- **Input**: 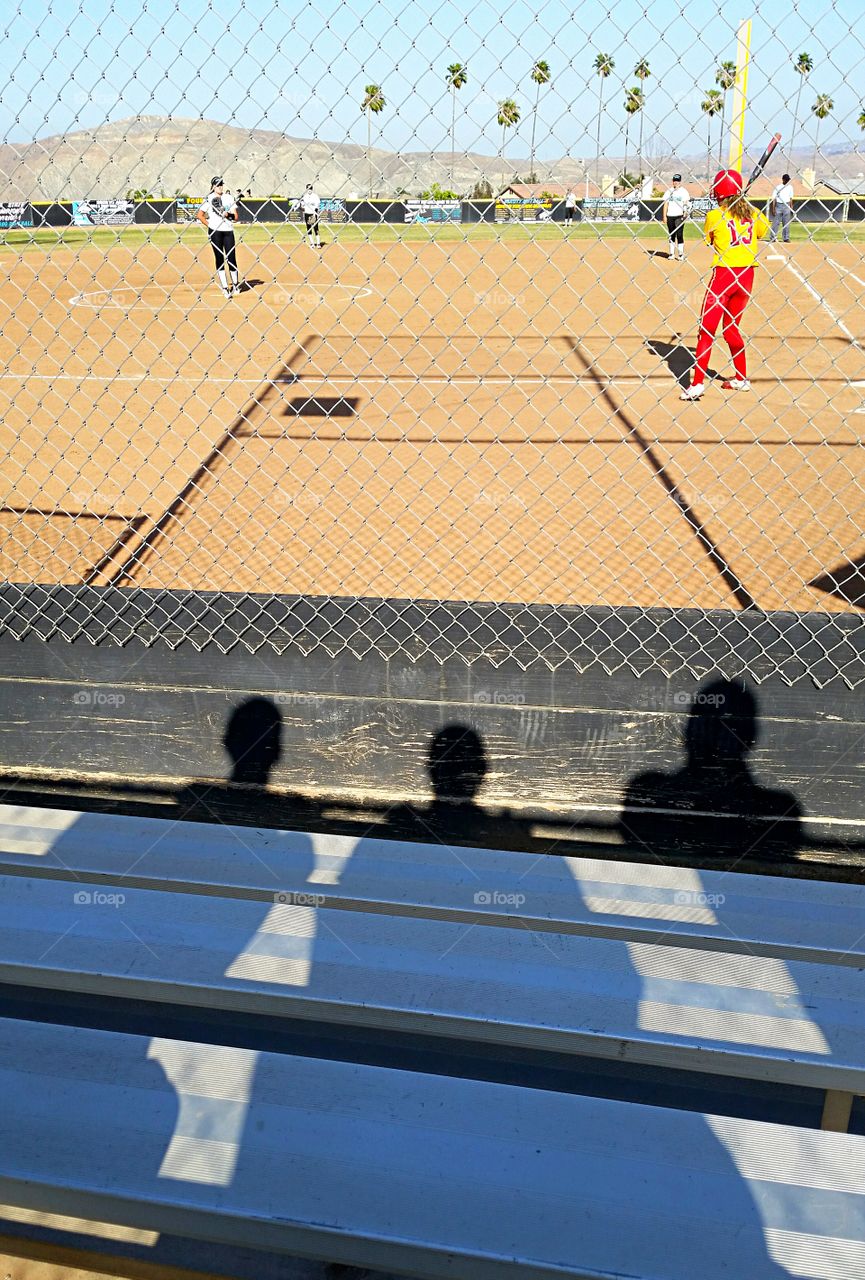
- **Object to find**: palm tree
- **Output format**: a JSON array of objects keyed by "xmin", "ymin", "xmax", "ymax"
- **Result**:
[
  {"xmin": 446, "ymin": 63, "xmax": 467, "ymax": 191},
  {"xmin": 858, "ymin": 104, "xmax": 865, "ymax": 160},
  {"xmin": 715, "ymin": 60, "xmax": 736, "ymax": 165},
  {"xmin": 701, "ymin": 89, "xmax": 723, "ymax": 181},
  {"xmin": 634, "ymin": 59, "xmax": 650, "ymax": 181},
  {"xmin": 497, "ymin": 98, "xmax": 521, "ymax": 186},
  {"xmin": 623, "ymin": 86, "xmax": 643, "ymax": 188},
  {"xmin": 361, "ymin": 83, "xmax": 385, "ymax": 197},
  {"xmin": 593, "ymin": 52, "xmax": 615, "ymax": 190},
  {"xmin": 790, "ymin": 52, "xmax": 813, "ymax": 166},
  {"xmin": 529, "ymin": 59, "xmax": 551, "ymax": 183},
  {"xmin": 811, "ymin": 93, "xmax": 834, "ymax": 182}
]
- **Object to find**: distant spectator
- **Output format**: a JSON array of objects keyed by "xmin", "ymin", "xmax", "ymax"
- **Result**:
[{"xmin": 770, "ymin": 173, "xmax": 795, "ymax": 243}]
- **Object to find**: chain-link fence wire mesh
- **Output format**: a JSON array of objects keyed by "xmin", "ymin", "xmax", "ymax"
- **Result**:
[{"xmin": 1, "ymin": 1, "xmax": 864, "ymax": 681}]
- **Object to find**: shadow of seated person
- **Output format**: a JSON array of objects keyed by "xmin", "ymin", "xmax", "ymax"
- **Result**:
[
  {"xmin": 389, "ymin": 723, "xmax": 531, "ymax": 850},
  {"xmin": 224, "ymin": 696, "xmax": 283, "ymax": 785},
  {"xmin": 621, "ymin": 678, "xmax": 802, "ymax": 862},
  {"xmin": 177, "ymin": 696, "xmax": 314, "ymax": 830}
]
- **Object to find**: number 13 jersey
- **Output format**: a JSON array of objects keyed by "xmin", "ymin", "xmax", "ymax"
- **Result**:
[{"xmin": 704, "ymin": 207, "xmax": 771, "ymax": 267}]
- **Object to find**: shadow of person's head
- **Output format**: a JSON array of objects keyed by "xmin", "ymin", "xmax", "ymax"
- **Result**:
[
  {"xmin": 622, "ymin": 675, "xmax": 802, "ymax": 861},
  {"xmin": 428, "ymin": 724, "xmax": 488, "ymax": 803},
  {"xmin": 684, "ymin": 677, "xmax": 757, "ymax": 768},
  {"xmin": 224, "ymin": 697, "xmax": 283, "ymax": 785},
  {"xmin": 384, "ymin": 722, "xmax": 532, "ymax": 849}
]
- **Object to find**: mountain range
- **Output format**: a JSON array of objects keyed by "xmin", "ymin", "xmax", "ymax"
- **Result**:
[{"xmin": 1, "ymin": 115, "xmax": 861, "ymax": 200}]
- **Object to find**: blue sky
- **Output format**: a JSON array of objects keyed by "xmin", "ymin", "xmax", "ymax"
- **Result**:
[{"xmin": 2, "ymin": 0, "xmax": 862, "ymax": 163}]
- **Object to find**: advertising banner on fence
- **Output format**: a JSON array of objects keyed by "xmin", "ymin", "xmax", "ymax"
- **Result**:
[
  {"xmin": 175, "ymin": 196, "xmax": 203, "ymax": 223},
  {"xmin": 688, "ymin": 197, "xmax": 716, "ymax": 217},
  {"xmin": 320, "ymin": 197, "xmax": 348, "ymax": 223},
  {"xmin": 581, "ymin": 197, "xmax": 641, "ymax": 223},
  {"xmin": 0, "ymin": 202, "xmax": 32, "ymax": 228},
  {"xmin": 495, "ymin": 197, "xmax": 554, "ymax": 223},
  {"xmin": 405, "ymin": 199, "xmax": 461, "ymax": 224},
  {"xmin": 72, "ymin": 199, "xmax": 135, "ymax": 226},
  {"xmin": 282, "ymin": 196, "xmax": 348, "ymax": 222}
]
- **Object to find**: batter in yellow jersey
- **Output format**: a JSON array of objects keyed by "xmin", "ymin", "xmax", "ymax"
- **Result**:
[
  {"xmin": 704, "ymin": 204, "xmax": 771, "ymax": 268},
  {"xmin": 680, "ymin": 170, "xmax": 771, "ymax": 400}
]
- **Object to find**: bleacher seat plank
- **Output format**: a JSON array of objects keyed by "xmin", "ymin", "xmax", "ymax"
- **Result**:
[
  {"xmin": 0, "ymin": 1017, "xmax": 863, "ymax": 1280},
  {"xmin": 2, "ymin": 871, "xmax": 864, "ymax": 1101},
  {"xmin": 0, "ymin": 803, "xmax": 864, "ymax": 965}
]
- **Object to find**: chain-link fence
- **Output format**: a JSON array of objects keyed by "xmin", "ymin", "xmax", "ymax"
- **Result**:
[{"xmin": 1, "ymin": 2, "xmax": 864, "ymax": 682}]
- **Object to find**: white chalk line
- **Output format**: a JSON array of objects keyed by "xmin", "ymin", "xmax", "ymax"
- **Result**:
[
  {"xmin": 827, "ymin": 258, "xmax": 865, "ymax": 411},
  {"xmin": 0, "ymin": 369, "xmax": 859, "ymax": 392},
  {"xmin": 69, "ymin": 283, "xmax": 372, "ymax": 310},
  {"xmin": 777, "ymin": 253, "xmax": 865, "ymax": 414},
  {"xmin": 820, "ymin": 251, "xmax": 865, "ymax": 302},
  {"xmin": 0, "ymin": 370, "xmax": 644, "ymax": 387},
  {"xmin": 780, "ymin": 256, "xmax": 862, "ymax": 348}
]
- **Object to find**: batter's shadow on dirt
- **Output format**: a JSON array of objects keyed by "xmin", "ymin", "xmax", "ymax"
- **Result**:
[{"xmin": 646, "ymin": 338, "xmax": 721, "ymax": 390}]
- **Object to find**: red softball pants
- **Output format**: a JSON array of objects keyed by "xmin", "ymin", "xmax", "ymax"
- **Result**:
[{"xmin": 692, "ymin": 265, "xmax": 754, "ymax": 385}]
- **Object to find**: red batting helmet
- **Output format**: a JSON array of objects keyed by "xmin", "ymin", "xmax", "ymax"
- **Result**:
[{"xmin": 712, "ymin": 169, "xmax": 743, "ymax": 199}]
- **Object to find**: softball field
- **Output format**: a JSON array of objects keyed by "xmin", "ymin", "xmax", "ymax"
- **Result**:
[{"xmin": 1, "ymin": 228, "xmax": 863, "ymax": 614}]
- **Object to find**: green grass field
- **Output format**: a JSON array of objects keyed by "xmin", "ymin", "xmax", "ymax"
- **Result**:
[{"xmin": 2, "ymin": 220, "xmax": 864, "ymax": 253}]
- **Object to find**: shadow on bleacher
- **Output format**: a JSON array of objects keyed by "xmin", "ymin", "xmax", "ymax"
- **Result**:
[{"xmin": 0, "ymin": 679, "xmax": 862, "ymax": 876}]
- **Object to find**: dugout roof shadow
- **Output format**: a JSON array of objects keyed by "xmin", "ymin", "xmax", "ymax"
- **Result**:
[{"xmin": 811, "ymin": 552, "xmax": 865, "ymax": 610}]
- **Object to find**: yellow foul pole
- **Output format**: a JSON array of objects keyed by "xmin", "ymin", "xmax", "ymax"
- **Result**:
[{"xmin": 728, "ymin": 18, "xmax": 752, "ymax": 171}]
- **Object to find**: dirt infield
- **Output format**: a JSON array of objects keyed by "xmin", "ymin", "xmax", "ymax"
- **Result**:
[{"xmin": 1, "ymin": 233, "xmax": 863, "ymax": 613}]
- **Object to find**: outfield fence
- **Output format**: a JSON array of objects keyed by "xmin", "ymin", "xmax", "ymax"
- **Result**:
[
  {"xmin": 2, "ymin": 2, "xmax": 865, "ymax": 687},
  {"xmin": 3, "ymin": 197, "xmax": 865, "ymax": 228}
]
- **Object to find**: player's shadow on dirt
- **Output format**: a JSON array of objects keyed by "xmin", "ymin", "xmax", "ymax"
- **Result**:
[
  {"xmin": 621, "ymin": 676, "xmax": 803, "ymax": 861},
  {"xmin": 646, "ymin": 249, "xmax": 674, "ymax": 260},
  {"xmin": 647, "ymin": 338, "xmax": 721, "ymax": 389}
]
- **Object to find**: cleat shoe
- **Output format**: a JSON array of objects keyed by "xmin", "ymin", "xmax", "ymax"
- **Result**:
[
  {"xmin": 721, "ymin": 378, "xmax": 751, "ymax": 391},
  {"xmin": 679, "ymin": 383, "xmax": 705, "ymax": 401}
]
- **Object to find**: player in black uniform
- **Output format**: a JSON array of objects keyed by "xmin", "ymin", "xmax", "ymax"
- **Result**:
[
  {"xmin": 300, "ymin": 184, "xmax": 323, "ymax": 249},
  {"xmin": 196, "ymin": 176, "xmax": 241, "ymax": 296}
]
